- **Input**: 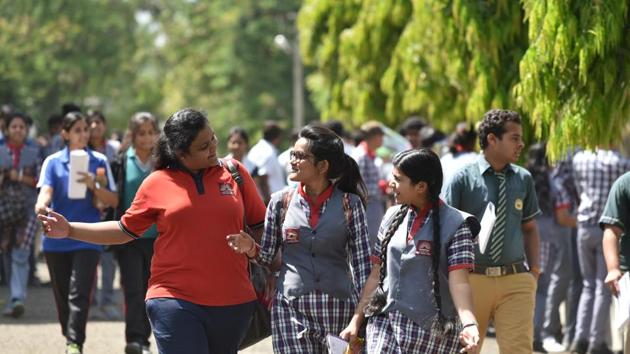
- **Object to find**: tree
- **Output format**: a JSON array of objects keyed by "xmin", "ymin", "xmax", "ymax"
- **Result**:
[
  {"xmin": 0, "ymin": 0, "xmax": 144, "ymax": 128},
  {"xmin": 514, "ymin": 1, "xmax": 630, "ymax": 159},
  {"xmin": 299, "ymin": 0, "xmax": 528, "ymax": 130},
  {"xmin": 298, "ymin": 0, "xmax": 630, "ymax": 157},
  {"xmin": 150, "ymin": 0, "xmax": 317, "ymax": 144}
]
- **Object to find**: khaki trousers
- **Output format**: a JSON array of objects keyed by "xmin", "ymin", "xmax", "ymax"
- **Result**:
[{"xmin": 469, "ymin": 272, "xmax": 537, "ymax": 354}]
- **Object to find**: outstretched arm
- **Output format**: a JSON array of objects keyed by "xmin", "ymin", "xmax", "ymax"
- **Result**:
[{"xmin": 38, "ymin": 210, "xmax": 133, "ymax": 245}]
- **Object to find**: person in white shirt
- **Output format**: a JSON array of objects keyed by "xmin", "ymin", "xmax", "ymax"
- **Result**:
[
  {"xmin": 247, "ymin": 121, "xmax": 286, "ymax": 204},
  {"xmin": 440, "ymin": 122, "xmax": 478, "ymax": 196}
]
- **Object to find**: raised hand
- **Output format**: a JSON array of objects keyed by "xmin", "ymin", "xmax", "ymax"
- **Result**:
[{"xmin": 37, "ymin": 209, "xmax": 71, "ymax": 238}]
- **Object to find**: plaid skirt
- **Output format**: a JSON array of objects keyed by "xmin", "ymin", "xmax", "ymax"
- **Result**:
[
  {"xmin": 271, "ymin": 290, "xmax": 356, "ymax": 353},
  {"xmin": 366, "ymin": 310, "xmax": 463, "ymax": 354}
]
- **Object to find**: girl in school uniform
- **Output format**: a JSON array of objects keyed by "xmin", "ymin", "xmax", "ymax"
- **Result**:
[
  {"xmin": 227, "ymin": 124, "xmax": 372, "ymax": 352},
  {"xmin": 0, "ymin": 112, "xmax": 41, "ymax": 318},
  {"xmin": 340, "ymin": 148, "xmax": 481, "ymax": 353}
]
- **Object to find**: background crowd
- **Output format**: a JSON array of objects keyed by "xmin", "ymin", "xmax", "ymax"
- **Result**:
[{"xmin": 0, "ymin": 101, "xmax": 629, "ymax": 354}]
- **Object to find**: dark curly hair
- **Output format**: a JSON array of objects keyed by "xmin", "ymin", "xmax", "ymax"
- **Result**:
[
  {"xmin": 154, "ymin": 108, "xmax": 208, "ymax": 170},
  {"xmin": 478, "ymin": 109, "xmax": 521, "ymax": 150}
]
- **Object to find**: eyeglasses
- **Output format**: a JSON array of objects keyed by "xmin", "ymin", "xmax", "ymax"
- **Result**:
[{"xmin": 289, "ymin": 150, "xmax": 314, "ymax": 162}]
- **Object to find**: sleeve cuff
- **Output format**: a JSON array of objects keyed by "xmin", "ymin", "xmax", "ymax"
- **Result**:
[
  {"xmin": 522, "ymin": 210, "xmax": 542, "ymax": 222},
  {"xmin": 118, "ymin": 220, "xmax": 140, "ymax": 240},
  {"xmin": 599, "ymin": 216, "xmax": 624, "ymax": 231},
  {"xmin": 448, "ymin": 263, "xmax": 474, "ymax": 272}
]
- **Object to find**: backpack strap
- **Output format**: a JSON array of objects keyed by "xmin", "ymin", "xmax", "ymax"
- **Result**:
[
  {"xmin": 225, "ymin": 159, "xmax": 244, "ymax": 188},
  {"xmin": 279, "ymin": 188, "xmax": 295, "ymax": 226}
]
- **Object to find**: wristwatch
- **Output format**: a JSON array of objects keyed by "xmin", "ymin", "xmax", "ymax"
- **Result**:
[{"xmin": 94, "ymin": 180, "xmax": 102, "ymax": 191}]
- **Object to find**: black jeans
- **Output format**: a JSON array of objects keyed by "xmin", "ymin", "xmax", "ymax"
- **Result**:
[
  {"xmin": 112, "ymin": 238, "xmax": 155, "ymax": 345},
  {"xmin": 45, "ymin": 250, "xmax": 100, "ymax": 346}
]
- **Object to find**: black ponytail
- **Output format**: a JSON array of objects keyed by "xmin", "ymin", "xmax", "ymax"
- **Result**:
[
  {"xmin": 299, "ymin": 124, "xmax": 367, "ymax": 206},
  {"xmin": 154, "ymin": 108, "xmax": 208, "ymax": 170}
]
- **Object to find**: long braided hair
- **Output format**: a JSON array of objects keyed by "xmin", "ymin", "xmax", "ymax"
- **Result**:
[{"xmin": 366, "ymin": 149, "xmax": 448, "ymax": 331}]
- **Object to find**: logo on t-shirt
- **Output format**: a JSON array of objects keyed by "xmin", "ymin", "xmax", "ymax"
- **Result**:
[
  {"xmin": 284, "ymin": 228, "xmax": 300, "ymax": 243},
  {"xmin": 218, "ymin": 182, "xmax": 234, "ymax": 196},
  {"xmin": 415, "ymin": 240, "xmax": 432, "ymax": 256}
]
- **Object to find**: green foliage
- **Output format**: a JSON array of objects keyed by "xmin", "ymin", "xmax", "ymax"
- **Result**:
[
  {"xmin": 299, "ymin": 0, "xmax": 528, "ymax": 131},
  {"xmin": 0, "ymin": 0, "xmax": 142, "ymax": 127},
  {"xmin": 514, "ymin": 1, "xmax": 630, "ymax": 159},
  {"xmin": 299, "ymin": 0, "xmax": 630, "ymax": 158},
  {"xmin": 0, "ymin": 0, "xmax": 315, "ymax": 145}
]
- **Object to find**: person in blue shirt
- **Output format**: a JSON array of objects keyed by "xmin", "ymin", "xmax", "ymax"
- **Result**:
[{"xmin": 35, "ymin": 111, "xmax": 118, "ymax": 354}]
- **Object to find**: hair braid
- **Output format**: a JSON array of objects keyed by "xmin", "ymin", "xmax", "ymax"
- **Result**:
[
  {"xmin": 364, "ymin": 204, "xmax": 409, "ymax": 316},
  {"xmin": 379, "ymin": 205, "xmax": 409, "ymax": 288},
  {"xmin": 430, "ymin": 192, "xmax": 450, "ymax": 333}
]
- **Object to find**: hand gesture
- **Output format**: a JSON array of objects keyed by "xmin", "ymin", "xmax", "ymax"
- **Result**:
[
  {"xmin": 226, "ymin": 230, "xmax": 256, "ymax": 256},
  {"xmin": 77, "ymin": 171, "xmax": 96, "ymax": 190},
  {"xmin": 605, "ymin": 268, "xmax": 623, "ymax": 297},
  {"xmin": 339, "ymin": 321, "xmax": 360, "ymax": 346},
  {"xmin": 37, "ymin": 209, "xmax": 71, "ymax": 238},
  {"xmin": 459, "ymin": 324, "xmax": 480, "ymax": 353}
]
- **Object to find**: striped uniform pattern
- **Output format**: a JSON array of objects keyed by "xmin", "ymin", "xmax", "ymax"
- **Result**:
[
  {"xmin": 271, "ymin": 290, "xmax": 356, "ymax": 353},
  {"xmin": 489, "ymin": 172, "xmax": 507, "ymax": 263},
  {"xmin": 257, "ymin": 188, "xmax": 372, "ymax": 353},
  {"xmin": 366, "ymin": 310, "xmax": 463, "ymax": 354}
]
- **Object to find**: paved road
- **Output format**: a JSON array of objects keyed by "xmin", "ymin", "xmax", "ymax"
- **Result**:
[{"xmin": 0, "ymin": 261, "xmax": 513, "ymax": 353}]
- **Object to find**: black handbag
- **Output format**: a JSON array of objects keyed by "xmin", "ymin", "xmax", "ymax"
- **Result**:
[{"xmin": 224, "ymin": 160, "xmax": 273, "ymax": 349}]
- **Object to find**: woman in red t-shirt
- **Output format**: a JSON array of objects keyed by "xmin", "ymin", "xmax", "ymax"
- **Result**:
[{"xmin": 39, "ymin": 108, "xmax": 266, "ymax": 354}]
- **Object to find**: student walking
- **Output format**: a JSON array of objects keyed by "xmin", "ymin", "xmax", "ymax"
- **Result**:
[
  {"xmin": 341, "ymin": 148, "xmax": 480, "ymax": 354},
  {"xmin": 444, "ymin": 109, "xmax": 542, "ymax": 354},
  {"xmin": 227, "ymin": 124, "xmax": 372, "ymax": 353},
  {"xmin": 108, "ymin": 112, "xmax": 159, "ymax": 354},
  {"xmin": 38, "ymin": 108, "xmax": 267, "ymax": 354},
  {"xmin": 0, "ymin": 112, "xmax": 41, "ymax": 318},
  {"xmin": 35, "ymin": 112, "xmax": 118, "ymax": 354}
]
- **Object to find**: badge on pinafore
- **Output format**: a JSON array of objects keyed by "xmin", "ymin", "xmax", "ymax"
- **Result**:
[
  {"xmin": 284, "ymin": 228, "xmax": 300, "ymax": 243},
  {"xmin": 515, "ymin": 198, "xmax": 523, "ymax": 210},
  {"xmin": 415, "ymin": 240, "xmax": 432, "ymax": 256}
]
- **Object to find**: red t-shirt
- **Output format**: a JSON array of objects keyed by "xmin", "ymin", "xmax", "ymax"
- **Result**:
[{"xmin": 119, "ymin": 160, "xmax": 266, "ymax": 306}]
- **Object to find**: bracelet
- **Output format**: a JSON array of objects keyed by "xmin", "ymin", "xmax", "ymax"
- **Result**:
[{"xmin": 462, "ymin": 322, "xmax": 478, "ymax": 329}]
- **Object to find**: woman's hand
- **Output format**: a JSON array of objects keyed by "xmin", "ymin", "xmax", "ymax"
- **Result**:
[
  {"xmin": 77, "ymin": 171, "xmax": 96, "ymax": 190},
  {"xmin": 459, "ymin": 323, "xmax": 480, "ymax": 353},
  {"xmin": 226, "ymin": 230, "xmax": 256, "ymax": 257},
  {"xmin": 339, "ymin": 316, "xmax": 361, "ymax": 346},
  {"xmin": 37, "ymin": 209, "xmax": 71, "ymax": 238}
]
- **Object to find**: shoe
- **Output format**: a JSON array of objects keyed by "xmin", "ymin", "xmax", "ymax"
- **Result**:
[
  {"xmin": 101, "ymin": 304, "xmax": 122, "ymax": 320},
  {"xmin": 66, "ymin": 343, "xmax": 82, "ymax": 354},
  {"xmin": 588, "ymin": 343, "xmax": 614, "ymax": 354},
  {"xmin": 125, "ymin": 342, "xmax": 152, "ymax": 354},
  {"xmin": 570, "ymin": 340, "xmax": 589, "ymax": 354},
  {"xmin": 543, "ymin": 337, "xmax": 566, "ymax": 353},
  {"xmin": 2, "ymin": 300, "xmax": 25, "ymax": 318},
  {"xmin": 533, "ymin": 340, "xmax": 548, "ymax": 353}
]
